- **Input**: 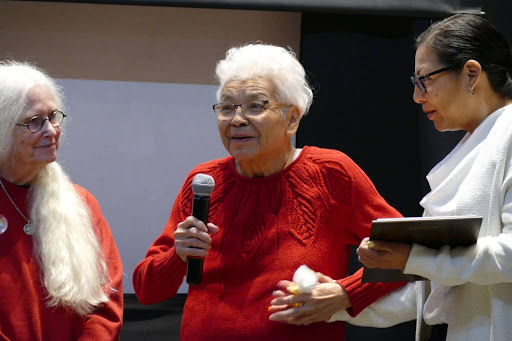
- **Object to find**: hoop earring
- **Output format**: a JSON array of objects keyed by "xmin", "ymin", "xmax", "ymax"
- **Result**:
[{"xmin": 468, "ymin": 86, "xmax": 475, "ymax": 95}]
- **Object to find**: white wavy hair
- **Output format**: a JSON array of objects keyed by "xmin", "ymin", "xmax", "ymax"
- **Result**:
[
  {"xmin": 0, "ymin": 61, "xmax": 110, "ymax": 315},
  {"xmin": 215, "ymin": 43, "xmax": 314, "ymax": 117},
  {"xmin": 0, "ymin": 61, "xmax": 66, "ymax": 158}
]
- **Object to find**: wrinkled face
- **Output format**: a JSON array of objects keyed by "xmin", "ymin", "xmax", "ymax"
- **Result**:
[
  {"xmin": 217, "ymin": 78, "xmax": 295, "ymax": 163},
  {"xmin": 10, "ymin": 85, "xmax": 61, "ymax": 170},
  {"xmin": 413, "ymin": 44, "xmax": 469, "ymax": 132}
]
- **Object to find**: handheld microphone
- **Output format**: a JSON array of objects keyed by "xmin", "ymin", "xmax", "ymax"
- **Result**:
[{"xmin": 186, "ymin": 173, "xmax": 215, "ymax": 285}]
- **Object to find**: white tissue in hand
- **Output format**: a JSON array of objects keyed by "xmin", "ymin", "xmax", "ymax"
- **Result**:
[{"xmin": 292, "ymin": 264, "xmax": 318, "ymax": 294}]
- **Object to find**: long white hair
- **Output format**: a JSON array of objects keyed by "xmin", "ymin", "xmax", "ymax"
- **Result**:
[
  {"xmin": 0, "ymin": 61, "xmax": 111, "ymax": 315},
  {"xmin": 0, "ymin": 61, "xmax": 65, "ymax": 158},
  {"xmin": 30, "ymin": 162, "xmax": 110, "ymax": 315}
]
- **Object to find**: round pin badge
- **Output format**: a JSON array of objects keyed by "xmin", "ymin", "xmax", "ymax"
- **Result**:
[{"xmin": 0, "ymin": 215, "xmax": 8, "ymax": 234}]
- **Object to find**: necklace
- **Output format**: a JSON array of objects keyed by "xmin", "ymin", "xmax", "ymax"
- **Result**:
[{"xmin": 0, "ymin": 178, "xmax": 34, "ymax": 235}]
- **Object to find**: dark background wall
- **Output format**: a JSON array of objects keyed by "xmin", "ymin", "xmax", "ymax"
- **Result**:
[{"xmin": 299, "ymin": 13, "xmax": 430, "ymax": 217}]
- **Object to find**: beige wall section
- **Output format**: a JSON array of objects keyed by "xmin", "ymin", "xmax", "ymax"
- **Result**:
[{"xmin": 0, "ymin": 1, "xmax": 301, "ymax": 84}]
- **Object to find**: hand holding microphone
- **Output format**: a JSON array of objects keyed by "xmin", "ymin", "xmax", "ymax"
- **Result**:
[{"xmin": 174, "ymin": 174, "xmax": 216, "ymax": 285}]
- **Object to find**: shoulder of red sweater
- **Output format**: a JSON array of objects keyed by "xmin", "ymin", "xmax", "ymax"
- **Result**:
[
  {"xmin": 303, "ymin": 146, "xmax": 351, "ymax": 162},
  {"xmin": 176, "ymin": 156, "xmax": 232, "ymax": 197},
  {"xmin": 302, "ymin": 146, "xmax": 362, "ymax": 174},
  {"xmin": 185, "ymin": 156, "xmax": 232, "ymax": 183},
  {"xmin": 72, "ymin": 184, "xmax": 101, "ymax": 213},
  {"xmin": 190, "ymin": 155, "xmax": 231, "ymax": 172},
  {"xmin": 73, "ymin": 183, "xmax": 92, "ymax": 201},
  {"xmin": 73, "ymin": 183, "xmax": 86, "ymax": 194}
]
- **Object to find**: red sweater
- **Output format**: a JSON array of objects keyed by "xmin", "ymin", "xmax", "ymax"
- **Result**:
[
  {"xmin": 133, "ymin": 146, "xmax": 404, "ymax": 340},
  {"xmin": 0, "ymin": 179, "xmax": 123, "ymax": 341}
]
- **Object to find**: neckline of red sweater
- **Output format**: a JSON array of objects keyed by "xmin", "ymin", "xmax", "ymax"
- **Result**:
[
  {"xmin": 0, "ymin": 177, "xmax": 30, "ymax": 197},
  {"xmin": 226, "ymin": 145, "xmax": 310, "ymax": 182}
]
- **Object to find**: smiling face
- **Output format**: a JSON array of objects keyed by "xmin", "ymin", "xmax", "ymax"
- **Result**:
[
  {"xmin": 8, "ymin": 85, "xmax": 61, "ymax": 176},
  {"xmin": 413, "ymin": 44, "xmax": 473, "ymax": 132},
  {"xmin": 217, "ymin": 78, "xmax": 299, "ymax": 175}
]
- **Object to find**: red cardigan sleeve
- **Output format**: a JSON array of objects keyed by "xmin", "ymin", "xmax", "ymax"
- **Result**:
[
  {"xmin": 132, "ymin": 181, "xmax": 190, "ymax": 305},
  {"xmin": 78, "ymin": 190, "xmax": 124, "ymax": 340},
  {"xmin": 332, "ymin": 156, "xmax": 406, "ymax": 316}
]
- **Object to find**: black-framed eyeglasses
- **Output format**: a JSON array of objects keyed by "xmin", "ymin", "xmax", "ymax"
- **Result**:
[
  {"xmin": 15, "ymin": 110, "xmax": 66, "ymax": 133},
  {"xmin": 410, "ymin": 65, "xmax": 455, "ymax": 93},
  {"xmin": 212, "ymin": 100, "xmax": 291, "ymax": 118}
]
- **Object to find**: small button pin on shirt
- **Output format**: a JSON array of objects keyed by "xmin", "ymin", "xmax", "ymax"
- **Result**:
[{"xmin": 0, "ymin": 214, "xmax": 8, "ymax": 234}]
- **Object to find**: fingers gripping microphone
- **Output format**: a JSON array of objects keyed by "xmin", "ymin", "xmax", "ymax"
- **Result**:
[{"xmin": 187, "ymin": 173, "xmax": 215, "ymax": 285}]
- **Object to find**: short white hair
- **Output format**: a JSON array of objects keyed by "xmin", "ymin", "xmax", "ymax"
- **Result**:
[{"xmin": 215, "ymin": 43, "xmax": 314, "ymax": 117}]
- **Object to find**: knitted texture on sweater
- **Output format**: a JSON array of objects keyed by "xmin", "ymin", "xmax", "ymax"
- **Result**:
[
  {"xmin": 0, "ymin": 180, "xmax": 123, "ymax": 341},
  {"xmin": 133, "ymin": 146, "xmax": 404, "ymax": 340}
]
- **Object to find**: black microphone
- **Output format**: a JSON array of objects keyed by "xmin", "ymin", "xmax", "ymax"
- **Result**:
[{"xmin": 186, "ymin": 173, "xmax": 215, "ymax": 285}]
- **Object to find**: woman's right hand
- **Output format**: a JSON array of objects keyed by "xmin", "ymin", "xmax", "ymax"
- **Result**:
[
  {"xmin": 356, "ymin": 237, "xmax": 411, "ymax": 271},
  {"xmin": 174, "ymin": 216, "xmax": 219, "ymax": 262}
]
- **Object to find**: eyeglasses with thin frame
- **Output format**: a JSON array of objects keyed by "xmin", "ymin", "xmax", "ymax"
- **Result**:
[
  {"xmin": 15, "ymin": 110, "xmax": 67, "ymax": 133},
  {"xmin": 410, "ymin": 65, "xmax": 455, "ymax": 93},
  {"xmin": 212, "ymin": 100, "xmax": 292, "ymax": 118}
]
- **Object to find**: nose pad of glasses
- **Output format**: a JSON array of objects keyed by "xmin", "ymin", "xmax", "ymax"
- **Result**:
[
  {"xmin": 418, "ymin": 82, "xmax": 427, "ymax": 93},
  {"xmin": 410, "ymin": 77, "xmax": 424, "ymax": 93},
  {"xmin": 232, "ymin": 105, "xmax": 248, "ymax": 118},
  {"xmin": 413, "ymin": 86, "xmax": 426, "ymax": 103},
  {"xmin": 41, "ymin": 118, "xmax": 58, "ymax": 134}
]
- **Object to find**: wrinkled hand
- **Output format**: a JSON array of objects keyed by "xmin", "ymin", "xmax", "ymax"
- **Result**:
[
  {"xmin": 268, "ymin": 273, "xmax": 351, "ymax": 326},
  {"xmin": 174, "ymin": 216, "xmax": 219, "ymax": 263},
  {"xmin": 356, "ymin": 237, "xmax": 412, "ymax": 271}
]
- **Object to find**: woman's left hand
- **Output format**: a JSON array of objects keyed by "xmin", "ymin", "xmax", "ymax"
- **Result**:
[{"xmin": 268, "ymin": 273, "xmax": 351, "ymax": 326}]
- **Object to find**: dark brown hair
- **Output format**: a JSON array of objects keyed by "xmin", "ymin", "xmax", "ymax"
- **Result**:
[{"xmin": 417, "ymin": 13, "xmax": 512, "ymax": 98}]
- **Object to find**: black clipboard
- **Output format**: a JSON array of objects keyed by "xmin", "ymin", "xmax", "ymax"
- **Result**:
[{"xmin": 361, "ymin": 216, "xmax": 482, "ymax": 283}]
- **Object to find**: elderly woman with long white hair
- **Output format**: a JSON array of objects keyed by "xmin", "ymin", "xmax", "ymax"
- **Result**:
[
  {"xmin": 133, "ymin": 43, "xmax": 405, "ymax": 340},
  {"xmin": 0, "ymin": 61, "xmax": 123, "ymax": 340}
]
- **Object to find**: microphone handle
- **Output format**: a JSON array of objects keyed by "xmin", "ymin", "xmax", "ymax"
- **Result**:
[{"xmin": 186, "ymin": 194, "xmax": 210, "ymax": 285}]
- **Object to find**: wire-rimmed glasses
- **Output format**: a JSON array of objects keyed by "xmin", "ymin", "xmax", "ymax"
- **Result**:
[
  {"xmin": 212, "ymin": 100, "xmax": 291, "ymax": 118},
  {"xmin": 15, "ymin": 110, "xmax": 66, "ymax": 133},
  {"xmin": 410, "ymin": 65, "xmax": 455, "ymax": 93}
]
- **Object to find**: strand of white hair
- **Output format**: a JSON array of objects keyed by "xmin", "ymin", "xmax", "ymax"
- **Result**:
[{"xmin": 30, "ymin": 162, "xmax": 111, "ymax": 315}]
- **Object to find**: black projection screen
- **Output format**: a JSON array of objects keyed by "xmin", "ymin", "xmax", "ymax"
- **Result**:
[{"xmin": 29, "ymin": 0, "xmax": 482, "ymax": 17}]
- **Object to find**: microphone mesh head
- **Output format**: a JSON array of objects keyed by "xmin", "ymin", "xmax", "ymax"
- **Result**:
[{"xmin": 191, "ymin": 173, "xmax": 215, "ymax": 196}]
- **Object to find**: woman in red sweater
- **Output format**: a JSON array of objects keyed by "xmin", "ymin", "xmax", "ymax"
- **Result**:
[
  {"xmin": 133, "ymin": 43, "xmax": 404, "ymax": 340},
  {"xmin": 0, "ymin": 61, "xmax": 123, "ymax": 340}
]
